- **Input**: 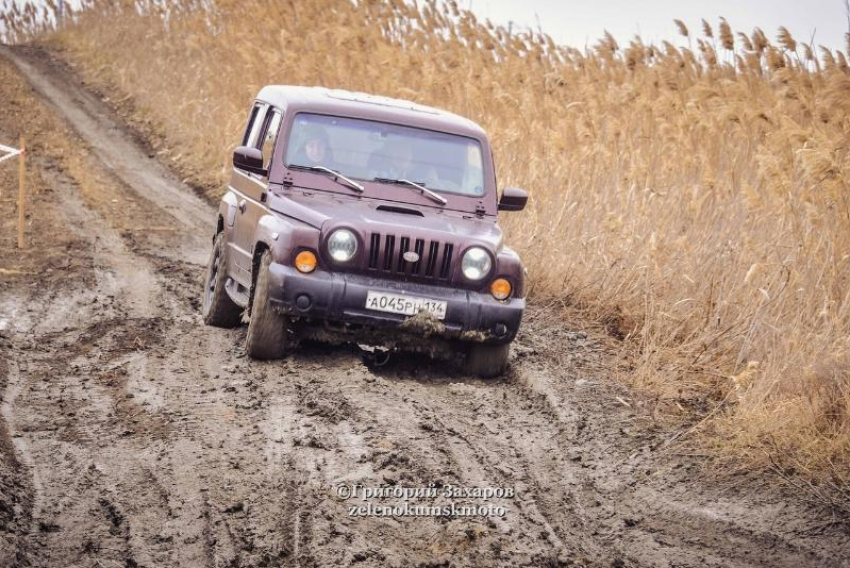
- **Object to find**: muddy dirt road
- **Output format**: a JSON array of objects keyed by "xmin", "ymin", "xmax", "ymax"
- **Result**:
[{"xmin": 0, "ymin": 46, "xmax": 847, "ymax": 568}]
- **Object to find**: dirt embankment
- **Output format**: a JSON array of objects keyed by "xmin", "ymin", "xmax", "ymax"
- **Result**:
[{"xmin": 0, "ymin": 46, "xmax": 847, "ymax": 568}]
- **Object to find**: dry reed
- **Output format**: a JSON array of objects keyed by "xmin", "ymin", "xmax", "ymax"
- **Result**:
[{"xmin": 3, "ymin": 0, "xmax": 849, "ymax": 493}]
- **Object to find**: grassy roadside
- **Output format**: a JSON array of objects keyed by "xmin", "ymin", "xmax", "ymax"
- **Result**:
[{"xmin": 2, "ymin": 0, "xmax": 848, "ymax": 500}]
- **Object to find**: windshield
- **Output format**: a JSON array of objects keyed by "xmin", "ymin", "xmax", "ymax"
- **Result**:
[{"xmin": 284, "ymin": 113, "xmax": 486, "ymax": 197}]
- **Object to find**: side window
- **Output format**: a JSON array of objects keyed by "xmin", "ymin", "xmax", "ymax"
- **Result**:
[
  {"xmin": 242, "ymin": 103, "xmax": 267, "ymax": 148},
  {"xmin": 260, "ymin": 110, "xmax": 283, "ymax": 170}
]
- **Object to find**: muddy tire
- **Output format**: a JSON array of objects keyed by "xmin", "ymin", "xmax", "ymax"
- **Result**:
[
  {"xmin": 245, "ymin": 250, "xmax": 290, "ymax": 359},
  {"xmin": 202, "ymin": 232, "xmax": 242, "ymax": 328},
  {"xmin": 464, "ymin": 342, "xmax": 510, "ymax": 378}
]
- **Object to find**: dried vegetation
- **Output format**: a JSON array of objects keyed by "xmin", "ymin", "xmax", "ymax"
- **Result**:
[{"xmin": 3, "ymin": 0, "xmax": 849, "ymax": 495}]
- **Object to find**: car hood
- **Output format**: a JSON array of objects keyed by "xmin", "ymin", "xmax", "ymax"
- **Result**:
[{"xmin": 268, "ymin": 189, "xmax": 504, "ymax": 251}]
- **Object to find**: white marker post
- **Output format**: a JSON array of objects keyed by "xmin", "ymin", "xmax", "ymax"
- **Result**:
[{"xmin": 0, "ymin": 139, "xmax": 26, "ymax": 248}]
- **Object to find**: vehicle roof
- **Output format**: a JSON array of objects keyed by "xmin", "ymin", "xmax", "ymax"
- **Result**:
[{"xmin": 256, "ymin": 85, "xmax": 488, "ymax": 139}]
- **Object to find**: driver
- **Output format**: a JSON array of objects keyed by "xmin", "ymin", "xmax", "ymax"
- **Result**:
[
  {"xmin": 375, "ymin": 142, "xmax": 439, "ymax": 187},
  {"xmin": 386, "ymin": 143, "xmax": 414, "ymax": 179}
]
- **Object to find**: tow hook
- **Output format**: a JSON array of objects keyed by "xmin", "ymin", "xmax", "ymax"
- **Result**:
[{"xmin": 358, "ymin": 344, "xmax": 392, "ymax": 367}]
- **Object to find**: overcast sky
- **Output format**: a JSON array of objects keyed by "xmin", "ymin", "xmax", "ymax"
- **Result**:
[{"xmin": 465, "ymin": 0, "xmax": 850, "ymax": 53}]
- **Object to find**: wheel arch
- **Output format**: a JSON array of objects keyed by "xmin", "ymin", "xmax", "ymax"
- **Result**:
[
  {"xmin": 215, "ymin": 215, "xmax": 224, "ymax": 239},
  {"xmin": 249, "ymin": 240, "xmax": 272, "ymax": 309}
]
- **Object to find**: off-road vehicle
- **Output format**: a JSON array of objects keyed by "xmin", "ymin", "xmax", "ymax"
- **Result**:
[{"xmin": 202, "ymin": 86, "xmax": 528, "ymax": 377}]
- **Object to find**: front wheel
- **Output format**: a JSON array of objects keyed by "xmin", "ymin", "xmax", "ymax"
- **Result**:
[
  {"xmin": 202, "ymin": 232, "xmax": 242, "ymax": 328},
  {"xmin": 245, "ymin": 250, "xmax": 291, "ymax": 359},
  {"xmin": 463, "ymin": 342, "xmax": 510, "ymax": 378}
]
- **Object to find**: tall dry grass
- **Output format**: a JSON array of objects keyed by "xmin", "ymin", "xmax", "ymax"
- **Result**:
[{"xmin": 3, "ymin": 0, "xmax": 849, "ymax": 492}]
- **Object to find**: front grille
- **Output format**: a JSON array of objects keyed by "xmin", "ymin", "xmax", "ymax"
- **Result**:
[{"xmin": 367, "ymin": 232, "xmax": 454, "ymax": 280}]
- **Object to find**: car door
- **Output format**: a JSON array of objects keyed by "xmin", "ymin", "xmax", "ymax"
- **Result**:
[
  {"xmin": 243, "ymin": 107, "xmax": 283, "ymax": 251},
  {"xmin": 229, "ymin": 102, "xmax": 269, "ymax": 283}
]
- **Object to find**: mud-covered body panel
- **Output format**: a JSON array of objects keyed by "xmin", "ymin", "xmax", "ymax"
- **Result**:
[{"xmin": 265, "ymin": 261, "xmax": 524, "ymax": 345}]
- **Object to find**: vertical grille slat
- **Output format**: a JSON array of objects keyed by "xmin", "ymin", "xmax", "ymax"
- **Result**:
[
  {"xmin": 397, "ymin": 237, "xmax": 410, "ymax": 272},
  {"xmin": 440, "ymin": 244, "xmax": 454, "ymax": 279},
  {"xmin": 368, "ymin": 233, "xmax": 381, "ymax": 269},
  {"xmin": 425, "ymin": 241, "xmax": 439, "ymax": 277},
  {"xmin": 383, "ymin": 235, "xmax": 395, "ymax": 271},
  {"xmin": 412, "ymin": 239, "xmax": 425, "ymax": 274},
  {"xmin": 368, "ymin": 232, "xmax": 454, "ymax": 282}
]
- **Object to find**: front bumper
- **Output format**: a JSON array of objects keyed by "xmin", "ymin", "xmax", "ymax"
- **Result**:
[{"xmin": 267, "ymin": 262, "xmax": 524, "ymax": 344}]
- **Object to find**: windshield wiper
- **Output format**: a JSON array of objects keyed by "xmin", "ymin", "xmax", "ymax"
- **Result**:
[
  {"xmin": 289, "ymin": 164, "xmax": 364, "ymax": 193},
  {"xmin": 372, "ymin": 178, "xmax": 448, "ymax": 205}
]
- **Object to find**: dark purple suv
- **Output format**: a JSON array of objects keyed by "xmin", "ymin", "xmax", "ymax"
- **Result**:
[{"xmin": 202, "ymin": 87, "xmax": 527, "ymax": 377}]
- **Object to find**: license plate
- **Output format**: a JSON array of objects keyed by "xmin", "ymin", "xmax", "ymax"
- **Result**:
[{"xmin": 365, "ymin": 291, "xmax": 447, "ymax": 320}]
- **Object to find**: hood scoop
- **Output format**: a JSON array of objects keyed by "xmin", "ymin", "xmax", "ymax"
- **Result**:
[{"xmin": 376, "ymin": 204, "xmax": 424, "ymax": 217}]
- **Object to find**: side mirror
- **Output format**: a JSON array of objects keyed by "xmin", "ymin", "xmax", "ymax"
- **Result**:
[
  {"xmin": 497, "ymin": 187, "xmax": 528, "ymax": 212},
  {"xmin": 233, "ymin": 145, "xmax": 267, "ymax": 176}
]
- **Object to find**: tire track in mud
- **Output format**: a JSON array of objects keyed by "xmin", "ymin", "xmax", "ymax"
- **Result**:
[
  {"xmin": 0, "ymin": 45, "xmax": 848, "ymax": 568},
  {"xmin": 3, "ymin": 160, "xmax": 188, "ymax": 567}
]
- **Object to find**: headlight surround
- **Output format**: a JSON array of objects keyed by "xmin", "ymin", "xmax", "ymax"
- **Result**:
[
  {"xmin": 327, "ymin": 229, "xmax": 358, "ymax": 262},
  {"xmin": 461, "ymin": 247, "xmax": 492, "ymax": 280}
]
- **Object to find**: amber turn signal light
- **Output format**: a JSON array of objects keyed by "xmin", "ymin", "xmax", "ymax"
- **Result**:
[
  {"xmin": 490, "ymin": 278, "xmax": 512, "ymax": 300},
  {"xmin": 294, "ymin": 250, "xmax": 318, "ymax": 273}
]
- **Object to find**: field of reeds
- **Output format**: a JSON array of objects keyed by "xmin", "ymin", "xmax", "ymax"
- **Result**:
[{"xmin": 3, "ymin": 0, "xmax": 849, "ymax": 493}]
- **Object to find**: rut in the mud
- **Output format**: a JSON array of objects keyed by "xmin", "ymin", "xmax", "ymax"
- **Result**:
[{"xmin": 0, "ymin": 46, "xmax": 848, "ymax": 568}]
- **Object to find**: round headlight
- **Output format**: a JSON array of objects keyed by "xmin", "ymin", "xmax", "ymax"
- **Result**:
[
  {"xmin": 327, "ymin": 229, "xmax": 357, "ymax": 262},
  {"xmin": 461, "ymin": 247, "xmax": 492, "ymax": 280}
]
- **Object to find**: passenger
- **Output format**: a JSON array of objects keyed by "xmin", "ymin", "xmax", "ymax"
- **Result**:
[{"xmin": 292, "ymin": 125, "xmax": 331, "ymax": 167}]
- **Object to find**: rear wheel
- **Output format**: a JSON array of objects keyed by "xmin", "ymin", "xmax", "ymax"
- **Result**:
[
  {"xmin": 463, "ymin": 342, "xmax": 510, "ymax": 378},
  {"xmin": 246, "ymin": 250, "xmax": 290, "ymax": 359},
  {"xmin": 202, "ymin": 232, "xmax": 242, "ymax": 328}
]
